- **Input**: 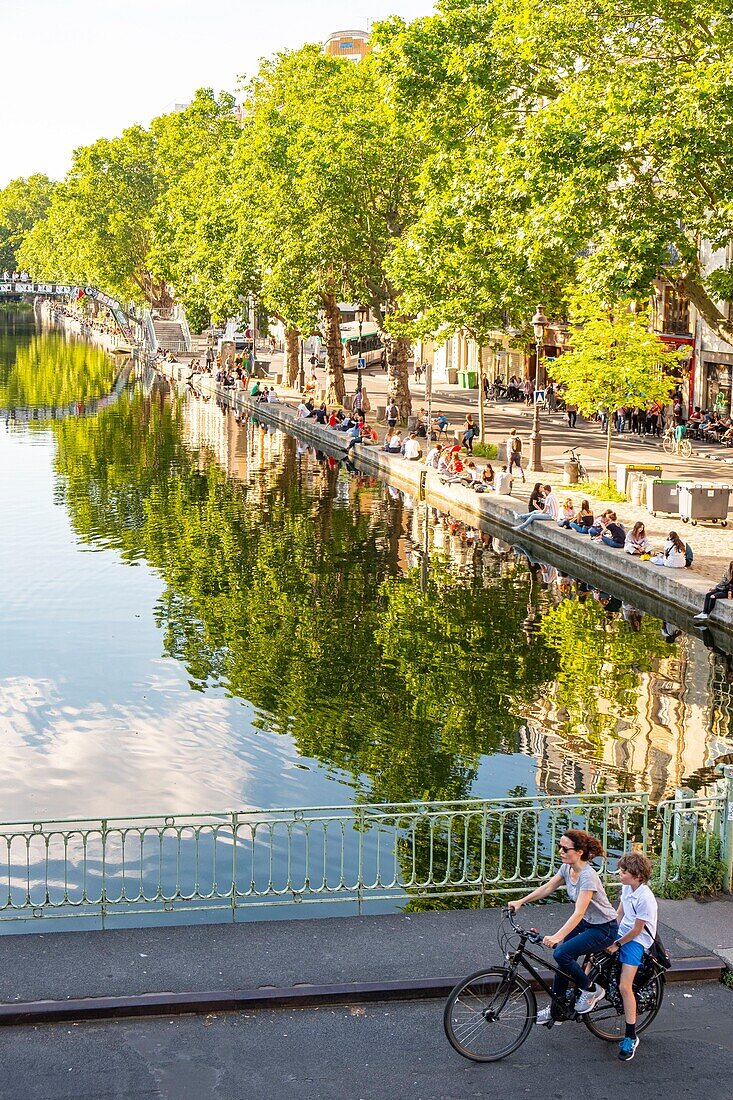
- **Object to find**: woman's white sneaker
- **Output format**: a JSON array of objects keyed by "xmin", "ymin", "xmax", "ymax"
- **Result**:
[{"xmin": 574, "ymin": 983, "xmax": 605, "ymax": 1014}]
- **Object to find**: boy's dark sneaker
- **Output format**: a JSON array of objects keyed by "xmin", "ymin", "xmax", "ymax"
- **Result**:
[{"xmin": 618, "ymin": 1036, "xmax": 639, "ymax": 1061}]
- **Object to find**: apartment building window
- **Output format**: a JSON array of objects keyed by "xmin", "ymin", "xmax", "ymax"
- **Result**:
[{"xmin": 664, "ymin": 285, "xmax": 691, "ymax": 335}]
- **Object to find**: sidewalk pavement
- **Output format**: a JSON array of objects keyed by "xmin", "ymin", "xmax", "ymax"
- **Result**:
[{"xmin": 0, "ymin": 901, "xmax": 728, "ymax": 1008}]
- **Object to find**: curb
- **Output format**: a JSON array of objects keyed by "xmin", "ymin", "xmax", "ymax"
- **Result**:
[{"xmin": 0, "ymin": 955, "xmax": 723, "ymax": 1026}]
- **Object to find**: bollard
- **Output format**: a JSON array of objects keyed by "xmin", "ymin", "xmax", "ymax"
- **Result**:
[{"xmin": 563, "ymin": 460, "xmax": 579, "ymax": 485}]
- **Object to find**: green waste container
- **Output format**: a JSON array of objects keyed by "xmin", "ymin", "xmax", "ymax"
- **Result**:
[
  {"xmin": 458, "ymin": 370, "xmax": 478, "ymax": 389},
  {"xmin": 646, "ymin": 479, "xmax": 681, "ymax": 517}
]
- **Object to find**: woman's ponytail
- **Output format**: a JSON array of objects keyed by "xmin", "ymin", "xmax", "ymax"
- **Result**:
[{"xmin": 563, "ymin": 828, "xmax": 605, "ymax": 862}]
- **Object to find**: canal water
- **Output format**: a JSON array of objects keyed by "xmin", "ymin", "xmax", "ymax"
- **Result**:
[{"xmin": 2, "ymin": 315, "xmax": 732, "ymax": 825}]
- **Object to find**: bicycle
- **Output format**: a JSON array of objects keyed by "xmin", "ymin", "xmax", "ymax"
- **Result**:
[
  {"xmin": 662, "ymin": 425, "xmax": 692, "ymax": 458},
  {"xmin": 562, "ymin": 447, "xmax": 589, "ymax": 482},
  {"xmin": 443, "ymin": 907, "xmax": 666, "ymax": 1062}
]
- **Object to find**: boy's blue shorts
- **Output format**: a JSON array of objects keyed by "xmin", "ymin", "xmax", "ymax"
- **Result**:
[{"xmin": 618, "ymin": 940, "xmax": 645, "ymax": 967}]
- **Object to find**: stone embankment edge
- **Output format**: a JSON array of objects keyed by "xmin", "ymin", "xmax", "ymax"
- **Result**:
[
  {"xmin": 161, "ymin": 365, "xmax": 733, "ymax": 637},
  {"xmin": 0, "ymin": 954, "xmax": 722, "ymax": 1026}
]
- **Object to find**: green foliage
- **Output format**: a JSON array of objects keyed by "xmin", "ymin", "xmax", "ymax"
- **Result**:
[
  {"xmin": 583, "ymin": 480, "xmax": 627, "ymax": 504},
  {"xmin": 722, "ymin": 968, "xmax": 733, "ymax": 990},
  {"xmin": 471, "ymin": 442, "xmax": 498, "ymax": 459},
  {"xmin": 0, "ymin": 174, "xmax": 55, "ymax": 271},
  {"xmin": 0, "ymin": 331, "xmax": 116, "ymax": 408},
  {"xmin": 653, "ymin": 836, "xmax": 725, "ymax": 900}
]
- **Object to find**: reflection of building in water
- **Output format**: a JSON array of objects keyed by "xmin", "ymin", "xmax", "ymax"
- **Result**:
[{"xmin": 520, "ymin": 633, "xmax": 733, "ymax": 801}]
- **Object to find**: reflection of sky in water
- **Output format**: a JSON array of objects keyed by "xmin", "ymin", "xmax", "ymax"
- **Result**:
[{"xmin": 0, "ymin": 429, "xmax": 355, "ymax": 820}]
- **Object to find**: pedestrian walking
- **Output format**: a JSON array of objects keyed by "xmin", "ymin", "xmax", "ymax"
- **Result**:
[
  {"xmin": 462, "ymin": 414, "xmax": 476, "ymax": 454},
  {"xmin": 386, "ymin": 398, "xmax": 399, "ymax": 430},
  {"xmin": 566, "ymin": 401, "xmax": 578, "ymax": 428},
  {"xmin": 506, "ymin": 428, "xmax": 526, "ymax": 482}
]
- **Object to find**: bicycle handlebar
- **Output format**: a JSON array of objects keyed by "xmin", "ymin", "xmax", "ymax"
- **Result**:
[{"xmin": 502, "ymin": 906, "xmax": 544, "ymax": 945}]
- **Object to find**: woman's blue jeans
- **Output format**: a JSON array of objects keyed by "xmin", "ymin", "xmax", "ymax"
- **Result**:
[
  {"xmin": 569, "ymin": 521, "xmax": 590, "ymax": 534},
  {"xmin": 552, "ymin": 918, "xmax": 618, "ymax": 997},
  {"xmin": 601, "ymin": 534, "xmax": 624, "ymax": 548}
]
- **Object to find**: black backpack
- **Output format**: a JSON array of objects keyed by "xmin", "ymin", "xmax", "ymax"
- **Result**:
[{"xmin": 647, "ymin": 928, "xmax": 672, "ymax": 970}]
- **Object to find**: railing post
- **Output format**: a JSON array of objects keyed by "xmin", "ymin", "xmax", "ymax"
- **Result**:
[
  {"xmin": 100, "ymin": 818, "xmax": 108, "ymax": 931},
  {"xmin": 717, "ymin": 765, "xmax": 733, "ymax": 893},
  {"xmin": 231, "ymin": 812, "xmax": 238, "ymax": 921}
]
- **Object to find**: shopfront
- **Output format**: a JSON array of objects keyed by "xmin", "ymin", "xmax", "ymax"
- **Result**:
[{"xmin": 703, "ymin": 358, "xmax": 733, "ymax": 415}]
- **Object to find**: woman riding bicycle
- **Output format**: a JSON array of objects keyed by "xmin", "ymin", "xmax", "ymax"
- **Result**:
[{"xmin": 509, "ymin": 829, "xmax": 618, "ymax": 1022}]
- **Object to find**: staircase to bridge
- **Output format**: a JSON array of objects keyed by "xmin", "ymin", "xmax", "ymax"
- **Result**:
[{"xmin": 152, "ymin": 318, "xmax": 188, "ymax": 354}]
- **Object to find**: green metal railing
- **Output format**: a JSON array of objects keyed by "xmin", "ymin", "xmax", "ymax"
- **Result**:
[
  {"xmin": 656, "ymin": 790, "xmax": 729, "ymax": 888},
  {"xmin": 0, "ymin": 793, "xmax": 653, "ymax": 929}
]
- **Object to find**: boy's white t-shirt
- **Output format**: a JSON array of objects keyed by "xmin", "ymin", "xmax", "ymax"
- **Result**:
[{"xmin": 618, "ymin": 883, "xmax": 658, "ymax": 949}]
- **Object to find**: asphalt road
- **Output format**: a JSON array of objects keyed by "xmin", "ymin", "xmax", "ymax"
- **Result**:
[{"xmin": 2, "ymin": 981, "xmax": 731, "ymax": 1100}]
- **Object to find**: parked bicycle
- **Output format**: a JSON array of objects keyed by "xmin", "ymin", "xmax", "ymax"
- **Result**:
[
  {"xmin": 443, "ymin": 908, "xmax": 666, "ymax": 1062},
  {"xmin": 562, "ymin": 447, "xmax": 589, "ymax": 482},
  {"xmin": 662, "ymin": 424, "xmax": 692, "ymax": 458}
]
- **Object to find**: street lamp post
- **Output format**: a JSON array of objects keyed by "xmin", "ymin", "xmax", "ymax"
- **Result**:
[
  {"xmin": 528, "ymin": 305, "xmax": 548, "ymax": 471},
  {"xmin": 356, "ymin": 305, "xmax": 368, "ymax": 391}
]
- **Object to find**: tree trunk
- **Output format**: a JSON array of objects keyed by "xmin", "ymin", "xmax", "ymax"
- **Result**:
[
  {"xmin": 606, "ymin": 415, "xmax": 612, "ymax": 487},
  {"xmin": 321, "ymin": 291, "xmax": 345, "ymax": 406},
  {"xmin": 478, "ymin": 343, "xmax": 486, "ymax": 443},
  {"xmin": 285, "ymin": 326, "xmax": 300, "ymax": 388},
  {"xmin": 384, "ymin": 333, "xmax": 412, "ymax": 419},
  {"xmin": 681, "ymin": 270, "xmax": 733, "ymax": 346}
]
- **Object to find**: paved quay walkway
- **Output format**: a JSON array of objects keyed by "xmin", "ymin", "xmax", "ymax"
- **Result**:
[{"xmin": 0, "ymin": 901, "xmax": 727, "ymax": 1010}]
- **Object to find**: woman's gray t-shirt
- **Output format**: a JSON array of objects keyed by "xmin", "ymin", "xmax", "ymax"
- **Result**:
[{"xmin": 558, "ymin": 863, "xmax": 617, "ymax": 924}]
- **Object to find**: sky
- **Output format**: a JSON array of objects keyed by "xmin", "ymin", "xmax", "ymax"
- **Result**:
[{"xmin": 0, "ymin": 0, "xmax": 434, "ymax": 188}]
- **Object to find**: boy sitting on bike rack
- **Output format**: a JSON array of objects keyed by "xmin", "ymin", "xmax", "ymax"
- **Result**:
[{"xmin": 606, "ymin": 852, "xmax": 658, "ymax": 1062}]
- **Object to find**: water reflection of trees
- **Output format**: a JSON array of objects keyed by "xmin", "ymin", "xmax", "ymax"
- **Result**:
[
  {"xmin": 46, "ymin": 374, "xmax": 733, "ymax": 804},
  {"xmin": 0, "ymin": 330, "xmax": 116, "ymax": 409}
]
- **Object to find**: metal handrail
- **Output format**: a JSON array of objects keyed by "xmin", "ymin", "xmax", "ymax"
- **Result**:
[{"xmin": 0, "ymin": 793, "xmax": 651, "ymax": 929}]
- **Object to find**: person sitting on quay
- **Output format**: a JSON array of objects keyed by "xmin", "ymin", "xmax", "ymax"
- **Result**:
[
  {"xmin": 313, "ymin": 401, "xmax": 327, "ymax": 423},
  {"xmin": 526, "ymin": 482, "xmax": 545, "ymax": 512},
  {"xmin": 494, "ymin": 464, "xmax": 513, "ymax": 495},
  {"xmin": 557, "ymin": 498, "xmax": 575, "ymax": 529},
  {"xmin": 385, "ymin": 429, "xmax": 403, "ymax": 454},
  {"xmin": 481, "ymin": 464, "xmax": 495, "ymax": 489},
  {"xmin": 624, "ymin": 521, "xmax": 653, "ymax": 557},
  {"xmin": 463, "ymin": 460, "xmax": 483, "ymax": 487},
  {"xmin": 651, "ymin": 530, "xmax": 689, "ymax": 569},
  {"xmin": 694, "ymin": 560, "xmax": 733, "ymax": 622},
  {"xmin": 569, "ymin": 499, "xmax": 594, "ymax": 534},
  {"xmin": 267, "ymin": 387, "xmax": 280, "ymax": 403},
  {"xmin": 401, "ymin": 432, "xmax": 422, "ymax": 461},
  {"xmin": 513, "ymin": 484, "xmax": 559, "ymax": 530},
  {"xmin": 587, "ymin": 508, "xmax": 616, "ymax": 538},
  {"xmin": 425, "ymin": 442, "xmax": 443, "ymax": 469},
  {"xmin": 591, "ymin": 512, "xmax": 626, "ymax": 549}
]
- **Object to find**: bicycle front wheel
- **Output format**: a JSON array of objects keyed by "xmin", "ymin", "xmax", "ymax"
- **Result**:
[
  {"xmin": 679, "ymin": 438, "xmax": 692, "ymax": 457},
  {"xmin": 583, "ymin": 973, "xmax": 665, "ymax": 1042},
  {"xmin": 443, "ymin": 967, "xmax": 536, "ymax": 1062}
]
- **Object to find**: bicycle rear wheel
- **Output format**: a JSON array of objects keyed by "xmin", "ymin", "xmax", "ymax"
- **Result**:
[
  {"xmin": 443, "ymin": 967, "xmax": 536, "ymax": 1062},
  {"xmin": 583, "ymin": 973, "xmax": 664, "ymax": 1042},
  {"xmin": 662, "ymin": 435, "xmax": 675, "ymax": 454}
]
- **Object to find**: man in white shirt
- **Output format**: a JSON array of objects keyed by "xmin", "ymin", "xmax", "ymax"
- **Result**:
[
  {"xmin": 401, "ymin": 433, "xmax": 422, "ymax": 460},
  {"xmin": 494, "ymin": 466, "xmax": 513, "ymax": 495},
  {"xmin": 296, "ymin": 400, "xmax": 310, "ymax": 420},
  {"xmin": 513, "ymin": 484, "xmax": 558, "ymax": 530}
]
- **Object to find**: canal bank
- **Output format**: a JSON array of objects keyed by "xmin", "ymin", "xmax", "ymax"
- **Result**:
[
  {"xmin": 0, "ymin": 901, "xmax": 727, "ymax": 1024},
  {"xmin": 162, "ymin": 365, "xmax": 733, "ymax": 640}
]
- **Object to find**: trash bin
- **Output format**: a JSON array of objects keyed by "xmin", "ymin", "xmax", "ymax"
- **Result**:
[
  {"xmin": 678, "ymin": 483, "xmax": 731, "ymax": 526},
  {"xmin": 447, "ymin": 368, "xmax": 458, "ymax": 385},
  {"xmin": 646, "ymin": 479, "xmax": 682, "ymax": 517},
  {"xmin": 563, "ymin": 460, "xmax": 579, "ymax": 485},
  {"xmin": 616, "ymin": 463, "xmax": 663, "ymax": 495}
]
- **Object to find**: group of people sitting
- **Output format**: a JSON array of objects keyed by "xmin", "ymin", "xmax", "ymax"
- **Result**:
[
  {"xmin": 513, "ymin": 483, "xmax": 693, "ymax": 568},
  {"xmin": 687, "ymin": 407, "xmax": 733, "ymax": 445}
]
